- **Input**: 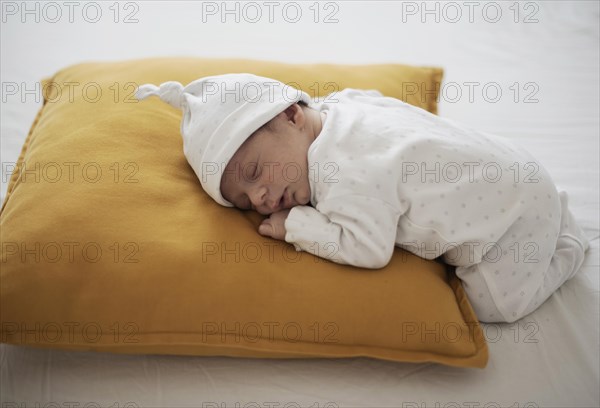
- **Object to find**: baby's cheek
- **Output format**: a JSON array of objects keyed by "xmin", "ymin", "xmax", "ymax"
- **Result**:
[{"xmin": 299, "ymin": 182, "xmax": 312, "ymax": 204}]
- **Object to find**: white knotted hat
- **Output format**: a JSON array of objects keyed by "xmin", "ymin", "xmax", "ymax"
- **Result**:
[{"xmin": 135, "ymin": 73, "xmax": 312, "ymax": 207}]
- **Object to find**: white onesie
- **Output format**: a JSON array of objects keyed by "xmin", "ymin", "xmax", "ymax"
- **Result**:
[{"xmin": 284, "ymin": 89, "xmax": 589, "ymax": 323}]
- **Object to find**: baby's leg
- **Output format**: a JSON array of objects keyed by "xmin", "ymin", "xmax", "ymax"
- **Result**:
[
  {"xmin": 456, "ymin": 190, "xmax": 589, "ymax": 323},
  {"xmin": 517, "ymin": 191, "xmax": 589, "ymax": 319}
]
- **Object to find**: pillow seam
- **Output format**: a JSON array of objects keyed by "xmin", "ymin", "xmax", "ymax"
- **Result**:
[{"xmin": 0, "ymin": 76, "xmax": 53, "ymax": 215}]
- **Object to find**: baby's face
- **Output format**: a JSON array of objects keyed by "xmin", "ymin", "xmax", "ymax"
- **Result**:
[{"xmin": 220, "ymin": 104, "xmax": 320, "ymax": 215}]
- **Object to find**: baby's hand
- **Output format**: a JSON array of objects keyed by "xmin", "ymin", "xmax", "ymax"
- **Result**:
[{"xmin": 258, "ymin": 209, "xmax": 292, "ymax": 241}]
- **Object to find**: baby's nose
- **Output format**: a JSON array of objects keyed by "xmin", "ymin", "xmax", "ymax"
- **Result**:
[{"xmin": 249, "ymin": 188, "xmax": 278, "ymax": 213}]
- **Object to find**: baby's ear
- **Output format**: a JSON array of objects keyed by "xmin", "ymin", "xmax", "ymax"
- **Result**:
[{"xmin": 283, "ymin": 103, "xmax": 303, "ymax": 124}]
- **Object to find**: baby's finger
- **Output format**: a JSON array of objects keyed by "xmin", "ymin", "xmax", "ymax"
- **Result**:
[{"xmin": 258, "ymin": 222, "xmax": 273, "ymax": 237}]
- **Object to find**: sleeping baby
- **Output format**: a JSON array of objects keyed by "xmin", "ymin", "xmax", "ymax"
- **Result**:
[{"xmin": 136, "ymin": 73, "xmax": 589, "ymax": 324}]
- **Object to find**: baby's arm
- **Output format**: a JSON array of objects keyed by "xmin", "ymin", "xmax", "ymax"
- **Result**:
[{"xmin": 282, "ymin": 195, "xmax": 400, "ymax": 269}]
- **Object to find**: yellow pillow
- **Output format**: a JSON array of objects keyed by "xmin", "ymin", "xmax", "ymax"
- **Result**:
[{"xmin": 0, "ymin": 57, "xmax": 487, "ymax": 368}]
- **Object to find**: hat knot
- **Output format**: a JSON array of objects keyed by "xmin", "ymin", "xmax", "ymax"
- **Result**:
[{"xmin": 135, "ymin": 81, "xmax": 185, "ymax": 109}]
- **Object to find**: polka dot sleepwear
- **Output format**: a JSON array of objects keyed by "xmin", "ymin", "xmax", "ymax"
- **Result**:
[{"xmin": 284, "ymin": 89, "xmax": 589, "ymax": 323}]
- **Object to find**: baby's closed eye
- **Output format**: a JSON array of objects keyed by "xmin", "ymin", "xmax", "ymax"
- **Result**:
[{"xmin": 249, "ymin": 163, "xmax": 259, "ymax": 181}]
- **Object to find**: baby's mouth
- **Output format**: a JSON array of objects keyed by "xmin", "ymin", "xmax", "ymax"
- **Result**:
[
  {"xmin": 280, "ymin": 188, "xmax": 287, "ymax": 209},
  {"xmin": 280, "ymin": 187, "xmax": 289, "ymax": 210}
]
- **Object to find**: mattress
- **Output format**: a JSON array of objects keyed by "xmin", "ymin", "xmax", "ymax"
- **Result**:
[{"xmin": 1, "ymin": 1, "xmax": 598, "ymax": 406}]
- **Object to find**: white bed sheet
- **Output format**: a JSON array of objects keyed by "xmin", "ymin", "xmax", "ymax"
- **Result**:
[{"xmin": 1, "ymin": 1, "xmax": 598, "ymax": 407}]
